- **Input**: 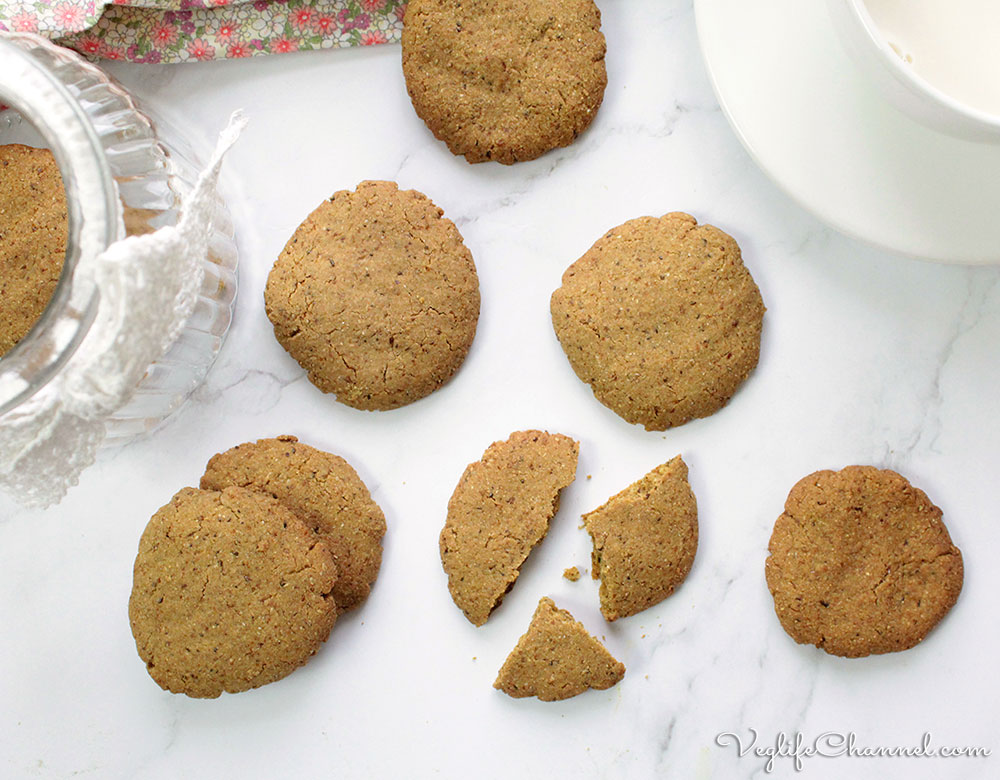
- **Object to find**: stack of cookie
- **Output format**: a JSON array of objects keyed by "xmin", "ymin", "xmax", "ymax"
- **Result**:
[{"xmin": 128, "ymin": 436, "xmax": 386, "ymax": 698}]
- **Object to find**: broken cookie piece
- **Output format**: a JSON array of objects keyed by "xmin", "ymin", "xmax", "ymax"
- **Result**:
[
  {"xmin": 583, "ymin": 455, "xmax": 698, "ymax": 621},
  {"xmin": 440, "ymin": 430, "xmax": 579, "ymax": 626},
  {"xmin": 494, "ymin": 597, "xmax": 625, "ymax": 701}
]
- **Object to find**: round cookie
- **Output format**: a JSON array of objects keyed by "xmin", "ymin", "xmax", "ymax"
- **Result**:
[
  {"xmin": 128, "ymin": 487, "xmax": 338, "ymax": 698},
  {"xmin": 264, "ymin": 180, "xmax": 480, "ymax": 411},
  {"xmin": 765, "ymin": 466, "xmax": 963, "ymax": 658},
  {"xmin": 201, "ymin": 435, "xmax": 387, "ymax": 611},
  {"xmin": 401, "ymin": 0, "xmax": 608, "ymax": 164},
  {"xmin": 550, "ymin": 212, "xmax": 765, "ymax": 431},
  {"xmin": 0, "ymin": 144, "xmax": 67, "ymax": 356}
]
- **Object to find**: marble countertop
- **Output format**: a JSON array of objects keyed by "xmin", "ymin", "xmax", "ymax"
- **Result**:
[{"xmin": 2, "ymin": 1, "xmax": 998, "ymax": 778}]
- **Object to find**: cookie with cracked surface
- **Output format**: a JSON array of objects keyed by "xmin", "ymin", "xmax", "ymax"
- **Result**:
[
  {"xmin": 440, "ymin": 430, "xmax": 578, "ymax": 626},
  {"xmin": 401, "ymin": 0, "xmax": 607, "ymax": 164},
  {"xmin": 0, "ymin": 144, "xmax": 67, "ymax": 356},
  {"xmin": 494, "ymin": 597, "xmax": 625, "ymax": 701},
  {"xmin": 201, "ymin": 435, "xmax": 387, "ymax": 611},
  {"xmin": 765, "ymin": 466, "xmax": 963, "ymax": 658},
  {"xmin": 264, "ymin": 180, "xmax": 480, "ymax": 411},
  {"xmin": 128, "ymin": 487, "xmax": 338, "ymax": 698},
  {"xmin": 550, "ymin": 212, "xmax": 765, "ymax": 431},
  {"xmin": 583, "ymin": 455, "xmax": 698, "ymax": 621}
]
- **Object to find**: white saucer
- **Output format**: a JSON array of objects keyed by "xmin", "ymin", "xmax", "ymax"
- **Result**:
[{"xmin": 695, "ymin": 0, "xmax": 1000, "ymax": 264}]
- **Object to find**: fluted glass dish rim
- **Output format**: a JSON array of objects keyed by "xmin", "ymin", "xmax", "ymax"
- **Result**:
[{"xmin": 0, "ymin": 32, "xmax": 119, "ymax": 415}]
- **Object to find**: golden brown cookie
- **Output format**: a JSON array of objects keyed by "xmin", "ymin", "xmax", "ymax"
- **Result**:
[
  {"xmin": 0, "ymin": 144, "xmax": 67, "ymax": 356},
  {"xmin": 200, "ymin": 435, "xmax": 387, "ymax": 611},
  {"xmin": 583, "ymin": 455, "xmax": 698, "ymax": 621},
  {"xmin": 494, "ymin": 597, "xmax": 625, "ymax": 701},
  {"xmin": 440, "ymin": 430, "xmax": 579, "ymax": 625},
  {"xmin": 128, "ymin": 487, "xmax": 338, "ymax": 698},
  {"xmin": 765, "ymin": 466, "xmax": 964, "ymax": 658},
  {"xmin": 550, "ymin": 212, "xmax": 765, "ymax": 431},
  {"xmin": 264, "ymin": 181, "xmax": 480, "ymax": 410},
  {"xmin": 401, "ymin": 0, "xmax": 608, "ymax": 164}
]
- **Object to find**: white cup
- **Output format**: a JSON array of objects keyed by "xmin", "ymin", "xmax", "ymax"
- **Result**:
[{"xmin": 827, "ymin": 0, "xmax": 1000, "ymax": 143}]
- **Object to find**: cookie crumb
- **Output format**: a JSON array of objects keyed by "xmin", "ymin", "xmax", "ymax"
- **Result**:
[{"xmin": 563, "ymin": 566, "xmax": 581, "ymax": 582}]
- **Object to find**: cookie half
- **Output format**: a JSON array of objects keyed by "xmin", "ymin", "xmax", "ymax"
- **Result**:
[
  {"xmin": 765, "ymin": 466, "xmax": 964, "ymax": 658},
  {"xmin": 201, "ymin": 435, "xmax": 387, "ymax": 611},
  {"xmin": 264, "ymin": 181, "xmax": 480, "ymax": 410},
  {"xmin": 583, "ymin": 455, "xmax": 698, "ymax": 621},
  {"xmin": 440, "ymin": 430, "xmax": 579, "ymax": 625},
  {"xmin": 0, "ymin": 144, "xmax": 67, "ymax": 356},
  {"xmin": 128, "ymin": 487, "xmax": 338, "ymax": 698},
  {"xmin": 550, "ymin": 212, "xmax": 765, "ymax": 431},
  {"xmin": 494, "ymin": 597, "xmax": 625, "ymax": 701},
  {"xmin": 402, "ymin": 0, "xmax": 608, "ymax": 164}
]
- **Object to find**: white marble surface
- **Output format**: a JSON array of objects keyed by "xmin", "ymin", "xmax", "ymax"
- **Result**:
[{"xmin": 2, "ymin": 1, "xmax": 999, "ymax": 778}]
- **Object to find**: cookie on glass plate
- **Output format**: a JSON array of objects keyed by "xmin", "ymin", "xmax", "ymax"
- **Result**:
[{"xmin": 0, "ymin": 144, "xmax": 67, "ymax": 355}]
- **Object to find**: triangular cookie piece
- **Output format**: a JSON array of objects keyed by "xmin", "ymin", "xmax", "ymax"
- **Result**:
[
  {"xmin": 583, "ymin": 455, "xmax": 698, "ymax": 621},
  {"xmin": 494, "ymin": 597, "xmax": 625, "ymax": 701},
  {"xmin": 440, "ymin": 431, "xmax": 579, "ymax": 626}
]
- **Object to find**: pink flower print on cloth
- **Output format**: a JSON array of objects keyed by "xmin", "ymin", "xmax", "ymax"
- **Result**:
[{"xmin": 0, "ymin": 0, "xmax": 406, "ymax": 62}]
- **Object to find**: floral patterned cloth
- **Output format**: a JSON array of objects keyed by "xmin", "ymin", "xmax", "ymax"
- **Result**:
[{"xmin": 0, "ymin": 0, "xmax": 405, "ymax": 62}]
